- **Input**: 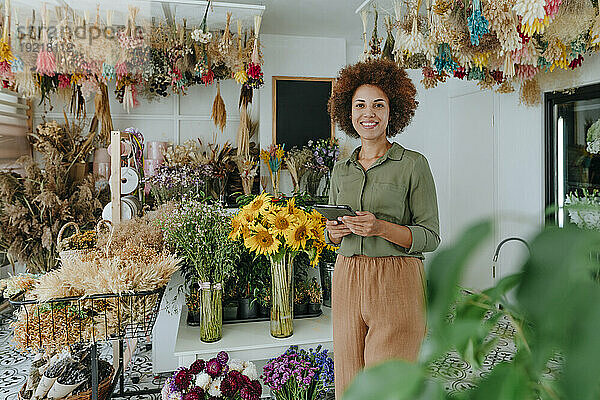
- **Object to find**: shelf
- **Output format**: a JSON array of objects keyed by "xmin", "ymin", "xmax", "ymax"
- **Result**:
[{"xmin": 174, "ymin": 305, "xmax": 333, "ymax": 366}]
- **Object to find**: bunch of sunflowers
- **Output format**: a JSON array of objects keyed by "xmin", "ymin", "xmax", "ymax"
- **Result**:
[
  {"xmin": 229, "ymin": 193, "xmax": 331, "ymax": 266},
  {"xmin": 229, "ymin": 193, "xmax": 333, "ymax": 338}
]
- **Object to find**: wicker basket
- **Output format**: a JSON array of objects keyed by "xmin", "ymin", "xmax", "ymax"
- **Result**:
[
  {"xmin": 18, "ymin": 366, "xmax": 114, "ymax": 400},
  {"xmin": 57, "ymin": 220, "xmax": 113, "ymax": 264}
]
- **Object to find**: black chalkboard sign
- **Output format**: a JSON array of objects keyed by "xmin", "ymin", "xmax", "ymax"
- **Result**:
[{"xmin": 273, "ymin": 77, "xmax": 334, "ymax": 150}]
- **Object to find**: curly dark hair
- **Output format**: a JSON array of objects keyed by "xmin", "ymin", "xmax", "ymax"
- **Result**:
[{"xmin": 327, "ymin": 59, "xmax": 418, "ymax": 138}]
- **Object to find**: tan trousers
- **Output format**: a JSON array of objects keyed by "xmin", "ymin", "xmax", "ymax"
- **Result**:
[{"xmin": 332, "ymin": 255, "xmax": 427, "ymax": 398}]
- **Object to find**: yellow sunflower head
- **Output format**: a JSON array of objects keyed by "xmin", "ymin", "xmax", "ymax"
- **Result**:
[
  {"xmin": 281, "ymin": 198, "xmax": 303, "ymax": 219},
  {"xmin": 265, "ymin": 209, "xmax": 297, "ymax": 237},
  {"xmin": 229, "ymin": 215, "xmax": 243, "ymax": 240},
  {"xmin": 244, "ymin": 224, "xmax": 281, "ymax": 255},
  {"xmin": 244, "ymin": 193, "xmax": 273, "ymax": 217},
  {"xmin": 284, "ymin": 214, "xmax": 310, "ymax": 250}
]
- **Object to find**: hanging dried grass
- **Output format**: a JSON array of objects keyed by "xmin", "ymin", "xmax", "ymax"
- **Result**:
[
  {"xmin": 511, "ymin": 40, "xmax": 539, "ymax": 64},
  {"xmin": 211, "ymin": 82, "xmax": 227, "ymax": 133},
  {"xmin": 544, "ymin": 0, "xmax": 596, "ymax": 43},
  {"xmin": 515, "ymin": 64, "xmax": 539, "ymax": 81},
  {"xmin": 361, "ymin": 9, "xmax": 369, "ymax": 61},
  {"xmin": 519, "ymin": 78, "xmax": 542, "ymax": 106},
  {"xmin": 14, "ymin": 71, "xmax": 39, "ymax": 98},
  {"xmin": 483, "ymin": 0, "xmax": 520, "ymax": 54},
  {"xmin": 542, "ymin": 38, "xmax": 568, "ymax": 70},
  {"xmin": 496, "ymin": 79, "xmax": 515, "ymax": 93},
  {"xmin": 94, "ymin": 81, "xmax": 113, "ymax": 146},
  {"xmin": 237, "ymin": 102, "xmax": 250, "ymax": 158}
]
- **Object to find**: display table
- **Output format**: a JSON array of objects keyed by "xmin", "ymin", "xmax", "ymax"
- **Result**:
[{"xmin": 173, "ymin": 306, "xmax": 333, "ymax": 367}]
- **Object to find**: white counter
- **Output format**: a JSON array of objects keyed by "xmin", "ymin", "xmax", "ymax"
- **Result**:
[{"xmin": 174, "ymin": 306, "xmax": 333, "ymax": 367}]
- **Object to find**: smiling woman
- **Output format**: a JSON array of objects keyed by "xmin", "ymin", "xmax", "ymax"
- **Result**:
[{"xmin": 325, "ymin": 59, "xmax": 441, "ymax": 399}]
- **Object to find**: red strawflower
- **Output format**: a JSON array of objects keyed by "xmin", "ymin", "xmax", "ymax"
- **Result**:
[
  {"xmin": 569, "ymin": 54, "xmax": 584, "ymax": 70},
  {"xmin": 190, "ymin": 359, "xmax": 205, "ymax": 375},
  {"xmin": 247, "ymin": 62, "xmax": 262, "ymax": 79},
  {"xmin": 58, "ymin": 74, "xmax": 71, "ymax": 89},
  {"xmin": 206, "ymin": 358, "xmax": 222, "ymax": 378},
  {"xmin": 516, "ymin": 20, "xmax": 530, "ymax": 44},
  {"xmin": 174, "ymin": 368, "xmax": 192, "ymax": 391},
  {"xmin": 454, "ymin": 67, "xmax": 466, "ymax": 79},
  {"xmin": 202, "ymin": 70, "xmax": 214, "ymax": 86}
]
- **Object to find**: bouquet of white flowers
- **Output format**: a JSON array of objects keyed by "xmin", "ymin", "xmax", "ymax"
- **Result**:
[
  {"xmin": 565, "ymin": 189, "xmax": 600, "ymax": 230},
  {"xmin": 586, "ymin": 119, "xmax": 600, "ymax": 154}
]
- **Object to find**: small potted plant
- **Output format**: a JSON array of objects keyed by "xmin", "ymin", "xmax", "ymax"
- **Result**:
[
  {"xmin": 294, "ymin": 281, "xmax": 309, "ymax": 315},
  {"xmin": 185, "ymin": 284, "xmax": 201, "ymax": 326},
  {"xmin": 238, "ymin": 283, "xmax": 259, "ymax": 319},
  {"xmin": 307, "ymin": 277, "xmax": 322, "ymax": 314},
  {"xmin": 222, "ymin": 274, "xmax": 240, "ymax": 321}
]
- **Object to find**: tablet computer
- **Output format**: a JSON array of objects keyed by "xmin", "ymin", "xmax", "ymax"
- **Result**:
[{"xmin": 313, "ymin": 204, "xmax": 357, "ymax": 221}]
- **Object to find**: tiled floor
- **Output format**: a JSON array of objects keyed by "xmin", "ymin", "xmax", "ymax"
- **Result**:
[{"xmin": 0, "ymin": 303, "xmax": 559, "ymax": 399}]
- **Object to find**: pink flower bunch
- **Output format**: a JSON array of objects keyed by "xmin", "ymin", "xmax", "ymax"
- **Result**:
[{"xmin": 516, "ymin": 64, "xmax": 539, "ymax": 81}]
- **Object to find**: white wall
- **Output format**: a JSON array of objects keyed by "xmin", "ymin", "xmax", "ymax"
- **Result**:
[{"xmin": 33, "ymin": 79, "xmax": 248, "ymax": 158}]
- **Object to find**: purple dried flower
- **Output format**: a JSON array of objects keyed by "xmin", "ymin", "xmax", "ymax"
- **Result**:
[{"xmin": 216, "ymin": 351, "xmax": 229, "ymax": 366}]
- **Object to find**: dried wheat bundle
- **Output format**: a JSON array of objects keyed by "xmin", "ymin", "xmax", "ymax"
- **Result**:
[
  {"xmin": 496, "ymin": 79, "xmax": 515, "ymax": 93},
  {"xmin": 211, "ymin": 82, "xmax": 227, "ymax": 133},
  {"xmin": 237, "ymin": 103, "xmax": 250, "ymax": 158},
  {"xmin": 96, "ymin": 217, "xmax": 164, "ymax": 257},
  {"xmin": 483, "ymin": 0, "xmax": 520, "ymax": 54},
  {"xmin": 544, "ymin": 0, "xmax": 595, "ymax": 43},
  {"xmin": 542, "ymin": 38, "xmax": 568, "ymax": 70},
  {"xmin": 519, "ymin": 78, "xmax": 541, "ymax": 106}
]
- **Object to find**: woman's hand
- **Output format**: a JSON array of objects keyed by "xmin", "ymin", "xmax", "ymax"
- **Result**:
[
  {"xmin": 326, "ymin": 219, "xmax": 352, "ymax": 244},
  {"xmin": 341, "ymin": 211, "xmax": 383, "ymax": 237}
]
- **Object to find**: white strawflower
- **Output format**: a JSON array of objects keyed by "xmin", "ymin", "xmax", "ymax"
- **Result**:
[
  {"xmin": 208, "ymin": 378, "xmax": 222, "ymax": 397},
  {"xmin": 191, "ymin": 28, "xmax": 212, "ymax": 44},
  {"xmin": 195, "ymin": 372, "xmax": 211, "ymax": 390},
  {"xmin": 227, "ymin": 359, "xmax": 244, "ymax": 372},
  {"xmin": 241, "ymin": 362, "xmax": 258, "ymax": 380}
]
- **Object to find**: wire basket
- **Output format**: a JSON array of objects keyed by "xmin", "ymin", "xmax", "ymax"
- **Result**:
[{"xmin": 10, "ymin": 287, "xmax": 165, "ymax": 352}]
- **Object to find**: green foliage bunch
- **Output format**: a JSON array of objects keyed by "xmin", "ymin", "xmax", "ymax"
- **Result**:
[{"xmin": 344, "ymin": 221, "xmax": 600, "ymax": 400}]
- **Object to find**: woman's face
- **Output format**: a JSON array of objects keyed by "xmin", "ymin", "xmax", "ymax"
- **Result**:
[{"xmin": 351, "ymin": 84, "xmax": 390, "ymax": 141}]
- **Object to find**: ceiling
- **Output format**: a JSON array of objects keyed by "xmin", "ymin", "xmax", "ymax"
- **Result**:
[
  {"xmin": 10, "ymin": 0, "xmax": 394, "ymax": 45},
  {"xmin": 234, "ymin": 0, "xmax": 390, "ymax": 45}
]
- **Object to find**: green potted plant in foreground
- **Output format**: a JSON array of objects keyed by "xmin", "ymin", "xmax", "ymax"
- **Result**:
[
  {"xmin": 343, "ymin": 219, "xmax": 600, "ymax": 400},
  {"xmin": 158, "ymin": 200, "xmax": 242, "ymax": 342}
]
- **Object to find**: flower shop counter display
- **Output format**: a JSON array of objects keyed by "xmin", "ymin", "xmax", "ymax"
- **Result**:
[{"xmin": 173, "ymin": 306, "xmax": 332, "ymax": 370}]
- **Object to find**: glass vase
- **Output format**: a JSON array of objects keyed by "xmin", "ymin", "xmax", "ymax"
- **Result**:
[
  {"xmin": 269, "ymin": 252, "xmax": 295, "ymax": 338},
  {"xmin": 200, "ymin": 282, "xmax": 223, "ymax": 343}
]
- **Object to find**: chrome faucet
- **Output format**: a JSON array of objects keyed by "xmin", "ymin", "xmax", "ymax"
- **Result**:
[{"xmin": 492, "ymin": 237, "xmax": 531, "ymax": 279}]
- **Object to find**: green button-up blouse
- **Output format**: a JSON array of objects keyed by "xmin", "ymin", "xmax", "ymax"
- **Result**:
[{"xmin": 326, "ymin": 142, "xmax": 441, "ymax": 259}]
